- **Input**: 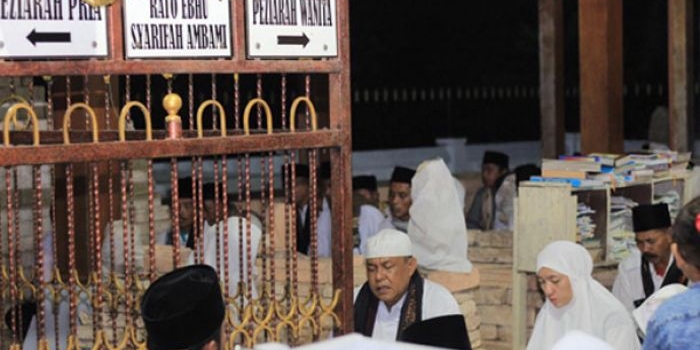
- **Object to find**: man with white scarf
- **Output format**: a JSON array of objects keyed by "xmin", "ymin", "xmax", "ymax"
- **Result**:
[{"xmin": 408, "ymin": 158, "xmax": 472, "ymax": 273}]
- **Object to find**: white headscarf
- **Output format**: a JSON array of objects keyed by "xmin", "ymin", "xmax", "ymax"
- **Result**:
[
  {"xmin": 407, "ymin": 158, "xmax": 471, "ymax": 273},
  {"xmin": 527, "ymin": 241, "xmax": 640, "ymax": 350}
]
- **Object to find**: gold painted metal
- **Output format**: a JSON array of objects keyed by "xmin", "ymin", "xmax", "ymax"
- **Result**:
[
  {"xmin": 196, "ymin": 100, "xmax": 227, "ymax": 137},
  {"xmin": 119, "ymin": 101, "xmax": 153, "ymax": 141},
  {"xmin": 62, "ymin": 103, "xmax": 99, "ymax": 144},
  {"xmin": 3, "ymin": 102, "xmax": 40, "ymax": 146}
]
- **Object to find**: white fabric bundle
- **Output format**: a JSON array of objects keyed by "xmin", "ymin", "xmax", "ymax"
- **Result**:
[{"xmin": 407, "ymin": 158, "xmax": 471, "ymax": 273}]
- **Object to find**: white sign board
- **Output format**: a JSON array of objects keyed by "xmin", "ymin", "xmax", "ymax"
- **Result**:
[
  {"xmin": 246, "ymin": 0, "xmax": 337, "ymax": 58},
  {"xmin": 124, "ymin": 0, "xmax": 232, "ymax": 59},
  {"xmin": 0, "ymin": 0, "xmax": 107, "ymax": 58}
]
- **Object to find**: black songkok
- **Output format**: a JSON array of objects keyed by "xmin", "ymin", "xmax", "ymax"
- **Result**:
[
  {"xmin": 352, "ymin": 175, "xmax": 378, "ymax": 192},
  {"xmin": 482, "ymin": 151, "xmax": 509, "ymax": 169},
  {"xmin": 390, "ymin": 166, "xmax": 416, "ymax": 184},
  {"xmin": 177, "ymin": 177, "xmax": 193, "ymax": 199},
  {"xmin": 320, "ymin": 161, "xmax": 331, "ymax": 180},
  {"xmin": 141, "ymin": 265, "xmax": 224, "ymax": 350},
  {"xmin": 633, "ymin": 203, "xmax": 671, "ymax": 232},
  {"xmin": 399, "ymin": 314, "xmax": 472, "ymax": 350}
]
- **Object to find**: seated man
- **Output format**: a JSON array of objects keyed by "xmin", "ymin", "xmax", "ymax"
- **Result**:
[
  {"xmin": 466, "ymin": 151, "xmax": 510, "ymax": 230},
  {"xmin": 613, "ymin": 203, "xmax": 686, "ymax": 311},
  {"xmin": 191, "ymin": 184, "xmax": 262, "ymax": 298},
  {"xmin": 157, "ymin": 176, "xmax": 196, "ymax": 249},
  {"xmin": 141, "ymin": 265, "xmax": 225, "ymax": 350},
  {"xmin": 352, "ymin": 175, "xmax": 386, "ymax": 254},
  {"xmin": 379, "ymin": 166, "xmax": 416, "ymax": 233},
  {"xmin": 354, "ymin": 228, "xmax": 468, "ymax": 347}
]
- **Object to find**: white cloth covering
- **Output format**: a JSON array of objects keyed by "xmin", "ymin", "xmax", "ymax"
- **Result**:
[
  {"xmin": 353, "ymin": 278, "xmax": 461, "ymax": 342},
  {"xmin": 527, "ymin": 241, "xmax": 640, "ymax": 350},
  {"xmin": 188, "ymin": 216, "xmax": 262, "ymax": 298},
  {"xmin": 551, "ymin": 330, "xmax": 614, "ymax": 350},
  {"xmin": 632, "ymin": 283, "xmax": 687, "ymax": 336},
  {"xmin": 407, "ymin": 158, "xmax": 471, "ymax": 273},
  {"xmin": 357, "ymin": 204, "xmax": 386, "ymax": 255},
  {"xmin": 612, "ymin": 248, "xmax": 676, "ymax": 311},
  {"xmin": 317, "ymin": 198, "xmax": 333, "ymax": 257}
]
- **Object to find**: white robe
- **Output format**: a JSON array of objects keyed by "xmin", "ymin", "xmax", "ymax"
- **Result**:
[
  {"xmin": 612, "ymin": 249, "xmax": 676, "ymax": 311},
  {"xmin": 407, "ymin": 158, "xmax": 471, "ymax": 273},
  {"xmin": 357, "ymin": 205, "xmax": 386, "ymax": 255},
  {"xmin": 316, "ymin": 198, "xmax": 333, "ymax": 257},
  {"xmin": 528, "ymin": 241, "xmax": 640, "ymax": 350},
  {"xmin": 188, "ymin": 216, "xmax": 262, "ymax": 298},
  {"xmin": 353, "ymin": 278, "xmax": 462, "ymax": 341}
]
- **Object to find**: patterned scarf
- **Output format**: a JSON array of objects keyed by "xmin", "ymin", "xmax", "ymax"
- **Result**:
[{"xmin": 354, "ymin": 272, "xmax": 424, "ymax": 339}]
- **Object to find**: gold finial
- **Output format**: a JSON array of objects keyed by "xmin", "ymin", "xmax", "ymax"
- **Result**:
[{"xmin": 163, "ymin": 93, "xmax": 183, "ymax": 139}]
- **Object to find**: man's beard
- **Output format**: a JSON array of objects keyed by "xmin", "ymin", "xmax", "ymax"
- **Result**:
[{"xmin": 643, "ymin": 252, "xmax": 659, "ymax": 262}]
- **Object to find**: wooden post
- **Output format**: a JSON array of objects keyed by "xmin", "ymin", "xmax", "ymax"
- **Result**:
[
  {"xmin": 668, "ymin": 0, "xmax": 694, "ymax": 152},
  {"xmin": 538, "ymin": 0, "xmax": 565, "ymax": 158},
  {"xmin": 578, "ymin": 0, "xmax": 624, "ymax": 154}
]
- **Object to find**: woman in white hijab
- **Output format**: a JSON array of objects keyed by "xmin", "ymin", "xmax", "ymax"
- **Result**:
[{"xmin": 527, "ymin": 241, "xmax": 640, "ymax": 350}]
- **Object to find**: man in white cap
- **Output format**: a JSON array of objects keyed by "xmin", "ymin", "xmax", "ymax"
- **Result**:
[{"xmin": 354, "ymin": 229, "xmax": 469, "ymax": 348}]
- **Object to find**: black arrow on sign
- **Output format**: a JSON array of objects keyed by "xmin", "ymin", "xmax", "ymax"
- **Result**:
[
  {"xmin": 277, "ymin": 33, "xmax": 309, "ymax": 48},
  {"xmin": 26, "ymin": 29, "xmax": 71, "ymax": 46}
]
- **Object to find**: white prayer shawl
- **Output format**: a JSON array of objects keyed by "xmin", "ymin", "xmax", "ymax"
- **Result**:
[
  {"xmin": 527, "ymin": 241, "xmax": 640, "ymax": 350},
  {"xmin": 551, "ymin": 330, "xmax": 614, "ymax": 350},
  {"xmin": 407, "ymin": 158, "xmax": 472, "ymax": 273},
  {"xmin": 188, "ymin": 216, "xmax": 262, "ymax": 298}
]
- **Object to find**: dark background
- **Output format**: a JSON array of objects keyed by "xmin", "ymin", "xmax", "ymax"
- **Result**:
[{"xmin": 349, "ymin": 0, "xmax": 695, "ymax": 150}]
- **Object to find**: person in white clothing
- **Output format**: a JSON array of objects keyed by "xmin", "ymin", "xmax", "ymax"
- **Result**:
[
  {"xmin": 408, "ymin": 158, "xmax": 472, "ymax": 273},
  {"xmin": 527, "ymin": 241, "xmax": 640, "ymax": 350},
  {"xmin": 352, "ymin": 175, "xmax": 386, "ymax": 254},
  {"xmin": 378, "ymin": 166, "xmax": 416, "ymax": 233},
  {"xmin": 353, "ymin": 229, "xmax": 468, "ymax": 348},
  {"xmin": 612, "ymin": 203, "xmax": 686, "ymax": 311}
]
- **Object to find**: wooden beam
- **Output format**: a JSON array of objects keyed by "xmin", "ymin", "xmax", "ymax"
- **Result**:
[
  {"xmin": 668, "ymin": 0, "xmax": 694, "ymax": 152},
  {"xmin": 579, "ymin": 0, "xmax": 624, "ymax": 154},
  {"xmin": 538, "ymin": 0, "xmax": 566, "ymax": 158}
]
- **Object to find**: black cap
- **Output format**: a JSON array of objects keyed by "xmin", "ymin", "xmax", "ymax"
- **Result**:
[
  {"xmin": 633, "ymin": 203, "xmax": 671, "ymax": 232},
  {"xmin": 483, "ymin": 151, "xmax": 509, "ymax": 169},
  {"xmin": 177, "ymin": 177, "xmax": 193, "ymax": 199},
  {"xmin": 141, "ymin": 265, "xmax": 224, "ymax": 350},
  {"xmin": 320, "ymin": 161, "xmax": 331, "ymax": 180},
  {"xmin": 352, "ymin": 175, "xmax": 378, "ymax": 192},
  {"xmin": 390, "ymin": 166, "xmax": 416, "ymax": 184},
  {"xmin": 514, "ymin": 164, "xmax": 540, "ymax": 185},
  {"xmin": 399, "ymin": 315, "xmax": 472, "ymax": 350},
  {"xmin": 202, "ymin": 182, "xmax": 227, "ymax": 201}
]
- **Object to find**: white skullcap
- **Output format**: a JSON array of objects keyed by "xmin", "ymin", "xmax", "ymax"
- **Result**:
[{"xmin": 364, "ymin": 229, "xmax": 412, "ymax": 259}]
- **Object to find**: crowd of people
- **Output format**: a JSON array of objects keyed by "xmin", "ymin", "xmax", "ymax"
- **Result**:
[{"xmin": 10, "ymin": 149, "xmax": 700, "ymax": 350}]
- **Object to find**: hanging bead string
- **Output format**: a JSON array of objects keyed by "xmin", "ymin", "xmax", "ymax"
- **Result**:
[
  {"xmin": 47, "ymin": 76, "xmax": 60, "ymax": 350},
  {"xmin": 235, "ymin": 74, "xmax": 245, "ymax": 311},
  {"xmin": 244, "ymin": 153, "xmax": 252, "ymax": 303},
  {"xmin": 305, "ymin": 75, "xmax": 322, "ymax": 340},
  {"xmin": 170, "ymin": 159, "xmax": 181, "ymax": 268},
  {"xmin": 6, "ymin": 167, "xmax": 19, "ymax": 347},
  {"xmin": 83, "ymin": 75, "xmax": 99, "ymax": 340},
  {"xmin": 221, "ymin": 155, "xmax": 229, "ymax": 297},
  {"xmin": 120, "ymin": 161, "xmax": 132, "ymax": 335},
  {"xmin": 66, "ymin": 163, "xmax": 78, "ymax": 344},
  {"xmin": 34, "ymin": 165, "xmax": 47, "ymax": 342},
  {"xmin": 92, "ymin": 161, "xmax": 104, "ymax": 340},
  {"xmin": 212, "ymin": 74, "xmax": 218, "ymax": 130},
  {"xmin": 213, "ymin": 159, "xmax": 221, "ymax": 290},
  {"xmin": 255, "ymin": 74, "xmax": 269, "ymax": 291}
]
